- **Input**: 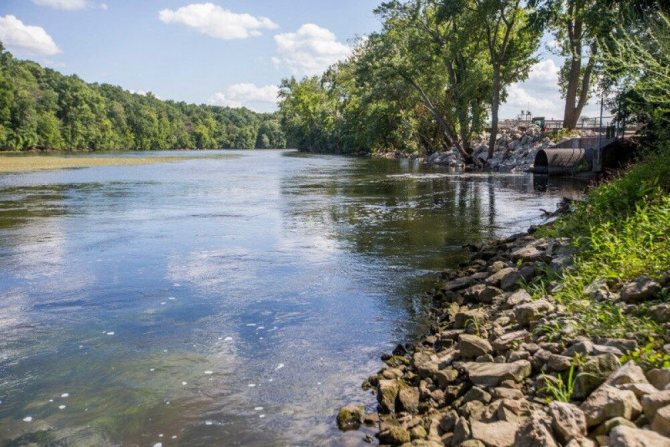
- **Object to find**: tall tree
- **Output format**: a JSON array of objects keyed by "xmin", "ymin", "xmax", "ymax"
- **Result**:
[
  {"xmin": 475, "ymin": 0, "xmax": 540, "ymax": 159},
  {"xmin": 372, "ymin": 0, "xmax": 491, "ymax": 162},
  {"xmin": 534, "ymin": 0, "xmax": 611, "ymax": 129}
]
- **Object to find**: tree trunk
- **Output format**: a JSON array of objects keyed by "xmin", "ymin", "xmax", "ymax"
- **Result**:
[
  {"xmin": 487, "ymin": 69, "xmax": 501, "ymax": 159},
  {"xmin": 563, "ymin": 56, "xmax": 582, "ymax": 129}
]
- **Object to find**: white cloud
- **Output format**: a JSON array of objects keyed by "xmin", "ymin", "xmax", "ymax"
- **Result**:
[
  {"xmin": 31, "ymin": 0, "xmax": 89, "ymax": 10},
  {"xmin": 158, "ymin": 3, "xmax": 278, "ymax": 40},
  {"xmin": 0, "ymin": 15, "xmax": 61, "ymax": 56},
  {"xmin": 273, "ymin": 24, "xmax": 351, "ymax": 76},
  {"xmin": 210, "ymin": 83, "xmax": 279, "ymax": 112},
  {"xmin": 500, "ymin": 57, "xmax": 600, "ymax": 119}
]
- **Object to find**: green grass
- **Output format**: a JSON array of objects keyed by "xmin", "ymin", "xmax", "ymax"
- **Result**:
[
  {"xmin": 533, "ymin": 144, "xmax": 670, "ymax": 341},
  {"xmin": 542, "ymin": 363, "xmax": 578, "ymax": 403}
]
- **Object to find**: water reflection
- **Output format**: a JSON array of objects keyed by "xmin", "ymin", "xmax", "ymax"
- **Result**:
[{"xmin": 0, "ymin": 151, "xmax": 582, "ymax": 446}]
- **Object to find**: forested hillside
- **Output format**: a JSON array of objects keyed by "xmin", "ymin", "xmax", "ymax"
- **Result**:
[{"xmin": 0, "ymin": 44, "xmax": 286, "ymax": 151}]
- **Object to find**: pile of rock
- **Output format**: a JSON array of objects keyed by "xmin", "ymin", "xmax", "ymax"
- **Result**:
[
  {"xmin": 426, "ymin": 125, "xmax": 551, "ymax": 172},
  {"xmin": 338, "ymin": 231, "xmax": 670, "ymax": 446}
]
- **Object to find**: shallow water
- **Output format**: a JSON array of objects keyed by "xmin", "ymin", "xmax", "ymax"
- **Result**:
[{"xmin": 0, "ymin": 150, "xmax": 584, "ymax": 446}]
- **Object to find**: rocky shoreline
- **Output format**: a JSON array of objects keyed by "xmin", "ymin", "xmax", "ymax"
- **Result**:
[
  {"xmin": 338, "ymin": 225, "xmax": 670, "ymax": 446},
  {"xmin": 373, "ymin": 125, "xmax": 598, "ymax": 173}
]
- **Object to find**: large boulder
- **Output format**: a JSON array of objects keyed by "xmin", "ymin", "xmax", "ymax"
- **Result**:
[
  {"xmin": 580, "ymin": 384, "xmax": 641, "ymax": 427},
  {"xmin": 608, "ymin": 425, "xmax": 670, "ymax": 447},
  {"xmin": 460, "ymin": 360, "xmax": 532, "ymax": 387},
  {"xmin": 548, "ymin": 401, "xmax": 587, "ymax": 443}
]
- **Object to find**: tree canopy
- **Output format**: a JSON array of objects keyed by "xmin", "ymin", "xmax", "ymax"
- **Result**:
[{"xmin": 0, "ymin": 43, "xmax": 286, "ymax": 151}]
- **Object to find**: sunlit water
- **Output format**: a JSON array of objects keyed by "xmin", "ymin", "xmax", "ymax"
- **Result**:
[{"xmin": 0, "ymin": 150, "xmax": 585, "ymax": 446}]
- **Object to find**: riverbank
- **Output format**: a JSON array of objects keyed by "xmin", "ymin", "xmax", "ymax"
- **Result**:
[
  {"xmin": 0, "ymin": 153, "xmax": 233, "ymax": 173},
  {"xmin": 340, "ymin": 148, "xmax": 670, "ymax": 445},
  {"xmin": 373, "ymin": 125, "xmax": 596, "ymax": 173}
]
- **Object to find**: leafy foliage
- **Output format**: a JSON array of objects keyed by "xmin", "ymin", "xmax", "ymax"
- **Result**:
[{"xmin": 0, "ymin": 44, "xmax": 286, "ymax": 151}]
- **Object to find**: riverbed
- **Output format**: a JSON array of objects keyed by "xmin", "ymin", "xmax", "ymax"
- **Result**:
[{"xmin": 0, "ymin": 150, "xmax": 584, "ymax": 446}]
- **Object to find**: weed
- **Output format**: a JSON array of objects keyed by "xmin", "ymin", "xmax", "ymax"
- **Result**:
[{"xmin": 542, "ymin": 363, "xmax": 577, "ymax": 403}]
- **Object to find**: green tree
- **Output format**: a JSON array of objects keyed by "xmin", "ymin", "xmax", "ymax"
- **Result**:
[{"xmin": 475, "ymin": 0, "xmax": 540, "ymax": 159}]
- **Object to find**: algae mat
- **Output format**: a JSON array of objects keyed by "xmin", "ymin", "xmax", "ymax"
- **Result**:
[{"xmin": 0, "ymin": 154, "xmax": 235, "ymax": 173}]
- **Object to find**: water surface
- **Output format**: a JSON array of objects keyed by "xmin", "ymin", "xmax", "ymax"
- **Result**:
[{"xmin": 0, "ymin": 150, "xmax": 583, "ymax": 446}]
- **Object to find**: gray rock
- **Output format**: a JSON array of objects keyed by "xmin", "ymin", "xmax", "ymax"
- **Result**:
[
  {"xmin": 471, "ymin": 420, "xmax": 520, "ymax": 447},
  {"xmin": 641, "ymin": 390, "xmax": 670, "ymax": 420},
  {"xmin": 620, "ymin": 382, "xmax": 660, "ymax": 399},
  {"xmin": 620, "ymin": 275, "xmax": 662, "ymax": 303},
  {"xmin": 592, "ymin": 344, "xmax": 624, "ymax": 356},
  {"xmin": 492, "ymin": 387, "xmax": 524, "ymax": 399},
  {"xmin": 377, "ymin": 425, "xmax": 411, "ymax": 445},
  {"xmin": 573, "ymin": 353, "xmax": 622, "ymax": 399},
  {"xmin": 486, "ymin": 267, "xmax": 520, "ymax": 290},
  {"xmin": 580, "ymin": 384, "xmax": 642, "ymax": 427},
  {"xmin": 463, "ymin": 284, "xmax": 504, "ymax": 304},
  {"xmin": 336, "ymin": 404, "xmax": 365, "ymax": 431},
  {"xmin": 565, "ymin": 437, "xmax": 596, "ymax": 447},
  {"xmin": 649, "ymin": 303, "xmax": 670, "ymax": 324},
  {"xmin": 591, "ymin": 416, "xmax": 636, "ymax": 436},
  {"xmin": 584, "ymin": 279, "xmax": 613, "ymax": 301},
  {"xmin": 547, "ymin": 354, "xmax": 572, "ymax": 372},
  {"xmin": 608, "ymin": 425, "xmax": 670, "ymax": 447},
  {"xmin": 514, "ymin": 299, "xmax": 555, "ymax": 327},
  {"xmin": 652, "ymin": 404, "xmax": 670, "ymax": 437},
  {"xmin": 452, "ymin": 416, "xmax": 472, "ymax": 445},
  {"xmin": 377, "ymin": 379, "xmax": 399, "ymax": 413},
  {"xmin": 398, "ymin": 384, "xmax": 420, "ymax": 413},
  {"xmin": 549, "ymin": 401, "xmax": 587, "ymax": 443},
  {"xmin": 454, "ymin": 308, "xmax": 488, "ymax": 330},
  {"xmin": 607, "ymin": 361, "xmax": 650, "ymax": 387},
  {"xmin": 459, "ymin": 334, "xmax": 493, "ymax": 359},
  {"xmin": 434, "ymin": 367, "xmax": 459, "ymax": 388},
  {"xmin": 514, "ymin": 411, "xmax": 558, "ymax": 447},
  {"xmin": 460, "ymin": 360, "xmax": 532, "ymax": 387},
  {"xmin": 506, "ymin": 290, "xmax": 533, "ymax": 308},
  {"xmin": 492, "ymin": 330, "xmax": 530, "ymax": 353},
  {"xmin": 563, "ymin": 340, "xmax": 594, "ymax": 357},
  {"xmin": 511, "ymin": 244, "xmax": 546, "ymax": 263},
  {"xmin": 462, "ymin": 386, "xmax": 492, "ymax": 404},
  {"xmin": 648, "ymin": 369, "xmax": 670, "ymax": 390}
]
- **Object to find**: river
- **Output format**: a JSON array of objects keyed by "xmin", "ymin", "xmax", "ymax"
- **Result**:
[{"xmin": 0, "ymin": 150, "xmax": 584, "ymax": 446}]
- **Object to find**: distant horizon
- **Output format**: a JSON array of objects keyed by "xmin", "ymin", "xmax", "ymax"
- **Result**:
[{"xmin": 1, "ymin": 0, "xmax": 601, "ymax": 119}]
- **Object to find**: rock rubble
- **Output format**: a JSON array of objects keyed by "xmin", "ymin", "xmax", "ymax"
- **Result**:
[{"xmin": 339, "ymin": 229, "xmax": 670, "ymax": 446}]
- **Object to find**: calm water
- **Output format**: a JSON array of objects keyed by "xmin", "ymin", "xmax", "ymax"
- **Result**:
[{"xmin": 0, "ymin": 150, "xmax": 583, "ymax": 446}]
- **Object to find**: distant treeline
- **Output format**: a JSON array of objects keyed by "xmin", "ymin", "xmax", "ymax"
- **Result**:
[{"xmin": 0, "ymin": 43, "xmax": 286, "ymax": 151}]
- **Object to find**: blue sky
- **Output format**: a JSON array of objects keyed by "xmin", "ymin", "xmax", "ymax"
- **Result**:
[{"xmin": 0, "ymin": 0, "xmax": 599, "ymax": 119}]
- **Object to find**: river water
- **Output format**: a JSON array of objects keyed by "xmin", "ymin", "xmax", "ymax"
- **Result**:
[{"xmin": 0, "ymin": 150, "xmax": 584, "ymax": 446}]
